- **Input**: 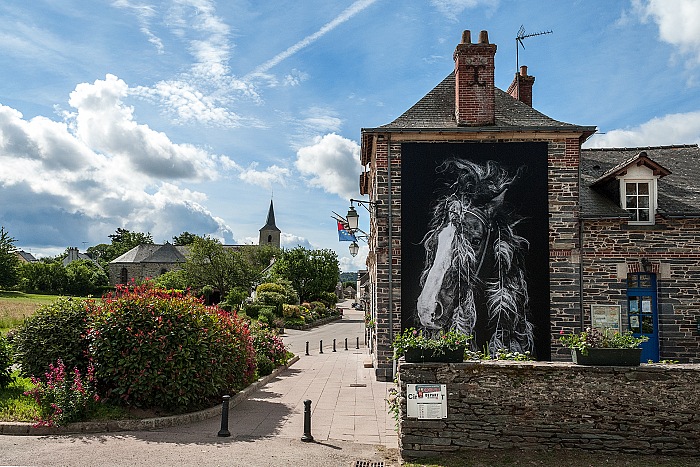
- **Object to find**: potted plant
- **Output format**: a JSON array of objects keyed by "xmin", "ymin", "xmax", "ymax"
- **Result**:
[
  {"xmin": 559, "ymin": 327, "xmax": 648, "ymax": 366},
  {"xmin": 392, "ymin": 328, "xmax": 471, "ymax": 363}
]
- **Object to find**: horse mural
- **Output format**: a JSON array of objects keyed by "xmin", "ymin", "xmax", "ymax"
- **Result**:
[{"xmin": 415, "ymin": 158, "xmax": 535, "ymax": 356}]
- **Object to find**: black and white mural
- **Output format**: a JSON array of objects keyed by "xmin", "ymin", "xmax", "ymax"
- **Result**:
[{"xmin": 401, "ymin": 142, "xmax": 550, "ymax": 359}]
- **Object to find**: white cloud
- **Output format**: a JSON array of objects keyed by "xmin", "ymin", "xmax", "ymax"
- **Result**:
[
  {"xmin": 0, "ymin": 78, "xmax": 239, "ymax": 251},
  {"xmin": 430, "ymin": 0, "xmax": 499, "ymax": 21},
  {"xmin": 634, "ymin": 0, "xmax": 700, "ymax": 66},
  {"xmin": 67, "ymin": 74, "xmax": 222, "ymax": 181},
  {"xmin": 112, "ymin": 0, "xmax": 164, "ymax": 53},
  {"xmin": 295, "ymin": 133, "xmax": 361, "ymax": 200},
  {"xmin": 584, "ymin": 110, "xmax": 700, "ymax": 148},
  {"xmin": 239, "ymin": 163, "xmax": 291, "ymax": 189},
  {"xmin": 281, "ymin": 233, "xmax": 314, "ymax": 250}
]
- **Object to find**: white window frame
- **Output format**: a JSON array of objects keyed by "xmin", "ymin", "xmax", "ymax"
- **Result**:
[{"xmin": 618, "ymin": 167, "xmax": 657, "ymax": 225}]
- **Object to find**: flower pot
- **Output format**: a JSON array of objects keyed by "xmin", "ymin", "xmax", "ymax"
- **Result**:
[
  {"xmin": 571, "ymin": 348, "xmax": 642, "ymax": 366},
  {"xmin": 404, "ymin": 347, "xmax": 465, "ymax": 363}
]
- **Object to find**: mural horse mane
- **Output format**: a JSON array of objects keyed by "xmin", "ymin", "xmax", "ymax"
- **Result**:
[{"xmin": 416, "ymin": 158, "xmax": 535, "ymax": 356}]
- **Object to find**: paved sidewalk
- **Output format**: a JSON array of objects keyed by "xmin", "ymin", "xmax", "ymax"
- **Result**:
[{"xmin": 0, "ymin": 301, "xmax": 400, "ymax": 466}]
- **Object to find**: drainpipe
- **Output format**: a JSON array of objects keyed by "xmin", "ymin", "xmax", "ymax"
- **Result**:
[
  {"xmin": 578, "ymin": 148, "xmax": 585, "ymax": 334},
  {"xmin": 387, "ymin": 134, "xmax": 395, "ymax": 379}
]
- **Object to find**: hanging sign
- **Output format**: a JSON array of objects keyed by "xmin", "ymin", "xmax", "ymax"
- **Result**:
[
  {"xmin": 406, "ymin": 384, "xmax": 447, "ymax": 419},
  {"xmin": 591, "ymin": 305, "xmax": 621, "ymax": 330}
]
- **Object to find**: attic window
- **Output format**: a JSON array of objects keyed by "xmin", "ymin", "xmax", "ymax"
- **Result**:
[{"xmin": 621, "ymin": 179, "xmax": 655, "ymax": 225}]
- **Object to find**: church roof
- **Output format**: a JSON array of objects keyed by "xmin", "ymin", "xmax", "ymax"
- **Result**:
[
  {"xmin": 110, "ymin": 243, "xmax": 188, "ymax": 264},
  {"xmin": 259, "ymin": 200, "xmax": 281, "ymax": 232}
]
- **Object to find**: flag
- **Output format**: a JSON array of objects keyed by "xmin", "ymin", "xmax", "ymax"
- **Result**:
[{"xmin": 337, "ymin": 221, "xmax": 357, "ymax": 242}]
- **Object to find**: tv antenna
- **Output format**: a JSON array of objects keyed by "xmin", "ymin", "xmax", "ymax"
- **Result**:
[{"xmin": 514, "ymin": 25, "xmax": 552, "ymax": 100}]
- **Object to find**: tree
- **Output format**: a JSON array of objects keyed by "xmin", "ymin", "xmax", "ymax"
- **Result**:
[
  {"xmin": 20, "ymin": 261, "xmax": 68, "ymax": 294},
  {"xmin": 182, "ymin": 237, "xmax": 236, "ymax": 296},
  {"xmin": 271, "ymin": 247, "xmax": 339, "ymax": 303},
  {"xmin": 0, "ymin": 226, "xmax": 20, "ymax": 290},
  {"xmin": 96, "ymin": 228, "xmax": 154, "ymax": 264},
  {"xmin": 65, "ymin": 259, "xmax": 109, "ymax": 296},
  {"xmin": 172, "ymin": 231, "xmax": 201, "ymax": 246}
]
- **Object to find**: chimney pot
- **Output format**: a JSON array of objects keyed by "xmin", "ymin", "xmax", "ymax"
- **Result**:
[
  {"xmin": 461, "ymin": 30, "xmax": 471, "ymax": 44},
  {"xmin": 520, "ymin": 65, "xmax": 528, "ymax": 76},
  {"xmin": 478, "ymin": 30, "xmax": 489, "ymax": 44}
]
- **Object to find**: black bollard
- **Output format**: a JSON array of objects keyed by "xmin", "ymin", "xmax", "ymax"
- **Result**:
[
  {"xmin": 217, "ymin": 395, "xmax": 231, "ymax": 437},
  {"xmin": 344, "ymin": 337, "xmax": 348, "ymax": 351},
  {"xmin": 333, "ymin": 338, "xmax": 336, "ymax": 352},
  {"xmin": 319, "ymin": 339, "xmax": 323, "ymax": 354},
  {"xmin": 301, "ymin": 399, "xmax": 314, "ymax": 442},
  {"xmin": 305, "ymin": 341, "xmax": 309, "ymax": 356},
  {"xmin": 356, "ymin": 336, "xmax": 360, "ymax": 349}
]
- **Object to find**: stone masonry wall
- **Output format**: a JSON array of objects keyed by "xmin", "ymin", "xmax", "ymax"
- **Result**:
[
  {"xmin": 582, "ymin": 217, "xmax": 700, "ymax": 363},
  {"xmin": 397, "ymin": 360, "xmax": 700, "ymax": 459}
]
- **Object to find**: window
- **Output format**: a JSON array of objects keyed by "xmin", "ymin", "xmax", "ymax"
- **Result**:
[
  {"xmin": 120, "ymin": 267, "xmax": 128, "ymax": 284},
  {"xmin": 621, "ymin": 179, "xmax": 655, "ymax": 225}
]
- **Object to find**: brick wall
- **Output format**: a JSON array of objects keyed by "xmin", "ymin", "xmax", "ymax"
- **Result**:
[{"xmin": 397, "ymin": 360, "xmax": 700, "ymax": 459}]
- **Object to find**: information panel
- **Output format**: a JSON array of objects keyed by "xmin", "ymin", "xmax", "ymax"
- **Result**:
[
  {"xmin": 406, "ymin": 384, "xmax": 447, "ymax": 419},
  {"xmin": 591, "ymin": 305, "xmax": 621, "ymax": 330}
]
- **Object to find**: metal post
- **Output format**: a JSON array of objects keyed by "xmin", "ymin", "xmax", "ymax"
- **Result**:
[
  {"xmin": 344, "ymin": 337, "xmax": 348, "ymax": 351},
  {"xmin": 333, "ymin": 338, "xmax": 336, "ymax": 352},
  {"xmin": 217, "ymin": 395, "xmax": 231, "ymax": 437},
  {"xmin": 356, "ymin": 336, "xmax": 359, "ymax": 349},
  {"xmin": 319, "ymin": 340, "xmax": 323, "ymax": 354},
  {"xmin": 301, "ymin": 399, "xmax": 314, "ymax": 442},
  {"xmin": 305, "ymin": 341, "xmax": 309, "ymax": 356}
]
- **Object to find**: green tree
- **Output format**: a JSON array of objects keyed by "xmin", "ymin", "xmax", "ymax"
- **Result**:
[
  {"xmin": 96, "ymin": 228, "xmax": 154, "ymax": 264},
  {"xmin": 20, "ymin": 260, "xmax": 68, "ymax": 294},
  {"xmin": 0, "ymin": 226, "xmax": 20, "ymax": 290},
  {"xmin": 172, "ymin": 231, "xmax": 201, "ymax": 246},
  {"xmin": 271, "ymin": 247, "xmax": 339, "ymax": 303},
  {"xmin": 65, "ymin": 259, "xmax": 109, "ymax": 296}
]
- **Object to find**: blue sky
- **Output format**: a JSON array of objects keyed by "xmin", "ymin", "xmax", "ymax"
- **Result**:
[{"xmin": 2, "ymin": 0, "xmax": 700, "ymax": 272}]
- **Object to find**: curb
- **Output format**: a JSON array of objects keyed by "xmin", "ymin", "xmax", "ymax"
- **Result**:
[
  {"xmin": 285, "ymin": 314, "xmax": 342, "ymax": 331},
  {"xmin": 0, "ymin": 355, "xmax": 300, "ymax": 436}
]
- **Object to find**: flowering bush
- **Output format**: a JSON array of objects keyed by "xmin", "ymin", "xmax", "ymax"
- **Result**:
[
  {"xmin": 0, "ymin": 333, "xmax": 13, "ymax": 389},
  {"xmin": 559, "ymin": 327, "xmax": 648, "ymax": 355},
  {"xmin": 392, "ymin": 328, "xmax": 471, "ymax": 359},
  {"xmin": 12, "ymin": 297, "xmax": 94, "ymax": 379},
  {"xmin": 249, "ymin": 321, "xmax": 289, "ymax": 376},
  {"xmin": 24, "ymin": 359, "xmax": 99, "ymax": 427},
  {"xmin": 89, "ymin": 284, "xmax": 256, "ymax": 412}
]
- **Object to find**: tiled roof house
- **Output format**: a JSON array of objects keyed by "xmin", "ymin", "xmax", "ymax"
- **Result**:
[{"xmin": 360, "ymin": 29, "xmax": 700, "ymax": 380}]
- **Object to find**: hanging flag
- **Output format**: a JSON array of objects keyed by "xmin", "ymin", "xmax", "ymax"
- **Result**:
[{"xmin": 337, "ymin": 221, "xmax": 357, "ymax": 242}]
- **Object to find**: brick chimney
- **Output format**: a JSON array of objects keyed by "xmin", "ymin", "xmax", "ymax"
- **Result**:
[
  {"xmin": 454, "ymin": 30, "xmax": 497, "ymax": 126},
  {"xmin": 507, "ymin": 65, "xmax": 536, "ymax": 107}
]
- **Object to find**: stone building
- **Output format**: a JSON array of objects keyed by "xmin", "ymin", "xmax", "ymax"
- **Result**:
[
  {"xmin": 109, "ymin": 200, "xmax": 281, "ymax": 285},
  {"xmin": 360, "ymin": 29, "xmax": 700, "ymax": 381}
]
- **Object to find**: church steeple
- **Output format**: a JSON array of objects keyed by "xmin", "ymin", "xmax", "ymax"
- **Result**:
[{"xmin": 259, "ymin": 200, "xmax": 281, "ymax": 248}]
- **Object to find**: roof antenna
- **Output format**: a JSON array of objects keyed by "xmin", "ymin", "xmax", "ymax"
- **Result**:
[{"xmin": 515, "ymin": 25, "xmax": 553, "ymax": 99}]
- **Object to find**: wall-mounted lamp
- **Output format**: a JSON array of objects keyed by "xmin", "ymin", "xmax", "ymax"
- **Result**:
[
  {"xmin": 349, "ymin": 241, "xmax": 360, "ymax": 257},
  {"xmin": 346, "ymin": 206, "xmax": 359, "ymax": 231},
  {"xmin": 333, "ymin": 199, "xmax": 375, "ymax": 257}
]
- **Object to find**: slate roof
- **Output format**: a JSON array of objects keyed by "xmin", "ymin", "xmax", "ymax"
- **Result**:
[
  {"xmin": 581, "ymin": 145, "xmax": 700, "ymax": 219},
  {"xmin": 260, "ymin": 200, "xmax": 280, "ymax": 232},
  {"xmin": 15, "ymin": 250, "xmax": 38, "ymax": 263},
  {"xmin": 364, "ymin": 72, "xmax": 595, "ymax": 135},
  {"xmin": 111, "ymin": 243, "xmax": 188, "ymax": 264}
]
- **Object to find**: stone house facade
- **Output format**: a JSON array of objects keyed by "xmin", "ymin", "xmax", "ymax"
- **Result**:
[{"xmin": 360, "ymin": 29, "xmax": 700, "ymax": 381}]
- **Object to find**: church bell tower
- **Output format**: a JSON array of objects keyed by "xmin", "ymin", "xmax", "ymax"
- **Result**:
[{"xmin": 259, "ymin": 200, "xmax": 281, "ymax": 249}]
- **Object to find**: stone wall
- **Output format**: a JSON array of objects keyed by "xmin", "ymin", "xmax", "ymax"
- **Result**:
[{"xmin": 397, "ymin": 360, "xmax": 700, "ymax": 459}]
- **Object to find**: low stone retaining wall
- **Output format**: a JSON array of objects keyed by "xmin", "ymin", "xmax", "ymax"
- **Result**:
[{"xmin": 397, "ymin": 360, "xmax": 700, "ymax": 458}]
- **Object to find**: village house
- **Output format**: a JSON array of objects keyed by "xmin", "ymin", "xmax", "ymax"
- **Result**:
[{"xmin": 360, "ymin": 29, "xmax": 700, "ymax": 381}]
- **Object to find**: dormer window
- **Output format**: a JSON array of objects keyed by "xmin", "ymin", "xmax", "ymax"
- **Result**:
[{"xmin": 623, "ymin": 180, "xmax": 653, "ymax": 224}]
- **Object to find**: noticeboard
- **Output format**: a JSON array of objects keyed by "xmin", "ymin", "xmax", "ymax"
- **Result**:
[
  {"xmin": 591, "ymin": 305, "xmax": 621, "ymax": 330},
  {"xmin": 406, "ymin": 384, "xmax": 447, "ymax": 419}
]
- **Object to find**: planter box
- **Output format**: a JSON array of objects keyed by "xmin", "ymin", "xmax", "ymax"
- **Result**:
[
  {"xmin": 404, "ymin": 347, "xmax": 465, "ymax": 363},
  {"xmin": 571, "ymin": 348, "xmax": 642, "ymax": 366}
]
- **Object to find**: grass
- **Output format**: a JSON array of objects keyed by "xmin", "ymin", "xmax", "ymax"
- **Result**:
[
  {"xmin": 0, "ymin": 291, "xmax": 58, "ymax": 333},
  {"xmin": 402, "ymin": 450, "xmax": 700, "ymax": 467},
  {"xmin": 0, "ymin": 371, "xmax": 39, "ymax": 422}
]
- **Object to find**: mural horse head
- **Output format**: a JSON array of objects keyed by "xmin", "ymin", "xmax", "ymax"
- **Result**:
[{"xmin": 415, "ymin": 158, "xmax": 535, "ymax": 356}]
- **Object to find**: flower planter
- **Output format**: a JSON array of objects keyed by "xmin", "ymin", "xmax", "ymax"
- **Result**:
[
  {"xmin": 404, "ymin": 347, "xmax": 465, "ymax": 363},
  {"xmin": 571, "ymin": 348, "xmax": 642, "ymax": 366}
]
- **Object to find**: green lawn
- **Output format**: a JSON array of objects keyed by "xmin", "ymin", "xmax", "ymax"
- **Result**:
[{"xmin": 0, "ymin": 291, "xmax": 59, "ymax": 333}]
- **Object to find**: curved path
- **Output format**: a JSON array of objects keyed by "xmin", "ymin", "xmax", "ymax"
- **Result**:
[{"xmin": 0, "ymin": 300, "xmax": 399, "ymax": 466}]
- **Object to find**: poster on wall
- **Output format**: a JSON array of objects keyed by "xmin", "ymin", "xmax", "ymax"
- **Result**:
[{"xmin": 401, "ymin": 142, "xmax": 551, "ymax": 360}]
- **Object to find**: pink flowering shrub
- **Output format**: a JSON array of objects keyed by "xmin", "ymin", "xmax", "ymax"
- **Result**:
[
  {"xmin": 89, "ymin": 284, "xmax": 256, "ymax": 412},
  {"xmin": 24, "ymin": 359, "xmax": 98, "ymax": 427},
  {"xmin": 249, "ymin": 321, "xmax": 289, "ymax": 376}
]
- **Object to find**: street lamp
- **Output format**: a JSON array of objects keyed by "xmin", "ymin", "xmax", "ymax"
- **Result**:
[
  {"xmin": 349, "ymin": 241, "xmax": 359, "ymax": 257},
  {"xmin": 346, "ymin": 206, "xmax": 359, "ymax": 231}
]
